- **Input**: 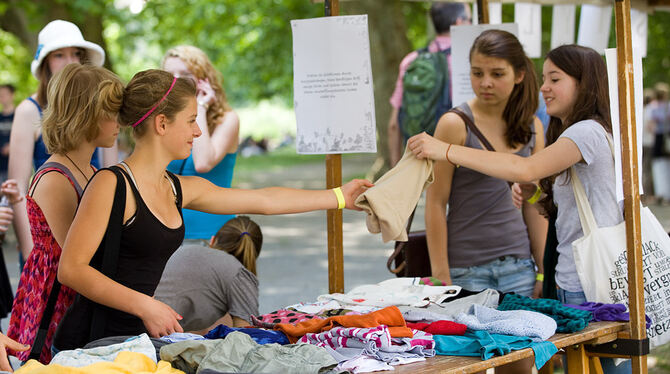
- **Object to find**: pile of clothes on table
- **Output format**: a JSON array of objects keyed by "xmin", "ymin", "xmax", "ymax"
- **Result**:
[{"xmin": 14, "ymin": 277, "xmax": 646, "ymax": 374}]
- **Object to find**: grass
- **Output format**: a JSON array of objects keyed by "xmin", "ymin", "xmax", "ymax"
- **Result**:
[
  {"xmin": 237, "ymin": 100, "xmax": 296, "ymax": 141},
  {"xmin": 235, "ymin": 146, "xmax": 324, "ymax": 171}
]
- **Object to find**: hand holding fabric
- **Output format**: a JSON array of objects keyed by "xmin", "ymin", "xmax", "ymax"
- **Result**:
[{"xmin": 407, "ymin": 132, "xmax": 449, "ymax": 161}]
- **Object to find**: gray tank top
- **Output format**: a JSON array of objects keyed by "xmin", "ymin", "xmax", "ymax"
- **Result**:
[{"xmin": 446, "ymin": 103, "xmax": 535, "ymax": 268}]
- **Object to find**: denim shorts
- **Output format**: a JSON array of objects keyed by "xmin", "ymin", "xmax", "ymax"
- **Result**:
[
  {"xmin": 450, "ymin": 256, "xmax": 536, "ymax": 296},
  {"xmin": 557, "ymin": 288, "xmax": 632, "ymax": 374}
]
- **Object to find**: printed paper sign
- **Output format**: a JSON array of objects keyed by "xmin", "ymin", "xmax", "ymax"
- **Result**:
[
  {"xmin": 291, "ymin": 15, "xmax": 376, "ymax": 154},
  {"xmin": 551, "ymin": 4, "xmax": 576, "ymax": 49},
  {"xmin": 514, "ymin": 3, "xmax": 542, "ymax": 58},
  {"xmin": 631, "ymin": 8, "xmax": 648, "ymax": 58},
  {"xmin": 605, "ymin": 47, "xmax": 644, "ymax": 200},
  {"xmin": 450, "ymin": 24, "xmax": 518, "ymax": 107},
  {"xmin": 577, "ymin": 4, "xmax": 612, "ymax": 54}
]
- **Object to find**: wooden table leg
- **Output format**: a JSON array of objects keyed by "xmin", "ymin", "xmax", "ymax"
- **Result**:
[
  {"xmin": 589, "ymin": 356, "xmax": 604, "ymax": 374},
  {"xmin": 566, "ymin": 344, "xmax": 590, "ymax": 374},
  {"xmin": 538, "ymin": 360, "xmax": 554, "ymax": 374}
]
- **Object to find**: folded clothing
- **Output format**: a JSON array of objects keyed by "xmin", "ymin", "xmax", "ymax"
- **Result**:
[
  {"xmin": 455, "ymin": 304, "xmax": 557, "ymax": 341},
  {"xmin": 275, "ymin": 306, "xmax": 413, "ymax": 343},
  {"xmin": 406, "ymin": 321, "xmax": 467, "ymax": 335},
  {"xmin": 160, "ymin": 331, "xmax": 336, "ymax": 374},
  {"xmin": 497, "ymin": 293, "xmax": 592, "ymax": 333},
  {"xmin": 204, "ymin": 324, "xmax": 289, "ymax": 345},
  {"xmin": 434, "ymin": 329, "xmax": 558, "ymax": 369},
  {"xmin": 51, "ymin": 333, "xmax": 157, "ymax": 367},
  {"xmin": 566, "ymin": 302, "xmax": 652, "ymax": 328}
]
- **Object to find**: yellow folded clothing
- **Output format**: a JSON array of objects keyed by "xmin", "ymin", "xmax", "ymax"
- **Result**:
[{"xmin": 16, "ymin": 351, "xmax": 184, "ymax": 374}]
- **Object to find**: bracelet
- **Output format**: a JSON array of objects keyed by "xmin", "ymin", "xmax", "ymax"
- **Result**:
[
  {"xmin": 332, "ymin": 187, "xmax": 346, "ymax": 210},
  {"xmin": 527, "ymin": 185, "xmax": 543, "ymax": 204},
  {"xmin": 445, "ymin": 144, "xmax": 456, "ymax": 166},
  {"xmin": 536, "ymin": 273, "xmax": 544, "ymax": 282}
]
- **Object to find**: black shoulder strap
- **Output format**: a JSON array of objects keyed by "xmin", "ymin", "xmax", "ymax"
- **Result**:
[
  {"xmin": 27, "ymin": 167, "xmax": 126, "ymax": 361},
  {"xmin": 89, "ymin": 166, "xmax": 127, "ymax": 342},
  {"xmin": 449, "ymin": 108, "xmax": 496, "ymax": 152},
  {"xmin": 449, "ymin": 108, "xmax": 513, "ymax": 188}
]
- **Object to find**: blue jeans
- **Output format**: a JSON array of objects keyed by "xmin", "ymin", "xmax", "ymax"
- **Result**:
[
  {"xmin": 450, "ymin": 256, "xmax": 536, "ymax": 297},
  {"xmin": 557, "ymin": 288, "xmax": 632, "ymax": 374}
]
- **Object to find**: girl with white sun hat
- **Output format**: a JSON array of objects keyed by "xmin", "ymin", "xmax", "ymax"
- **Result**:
[{"xmin": 9, "ymin": 19, "xmax": 116, "ymax": 265}]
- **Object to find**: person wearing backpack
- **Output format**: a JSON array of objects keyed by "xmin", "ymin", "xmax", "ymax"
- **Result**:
[{"xmin": 387, "ymin": 2, "xmax": 471, "ymax": 167}]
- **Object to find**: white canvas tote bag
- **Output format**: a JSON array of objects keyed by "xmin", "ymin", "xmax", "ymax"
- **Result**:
[{"xmin": 571, "ymin": 167, "xmax": 670, "ymax": 348}]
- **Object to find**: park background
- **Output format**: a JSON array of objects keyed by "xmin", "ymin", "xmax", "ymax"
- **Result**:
[{"xmin": 2, "ymin": 0, "xmax": 670, "ymax": 372}]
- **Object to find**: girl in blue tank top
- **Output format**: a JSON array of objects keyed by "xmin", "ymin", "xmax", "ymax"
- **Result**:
[{"xmin": 163, "ymin": 45, "xmax": 240, "ymax": 241}]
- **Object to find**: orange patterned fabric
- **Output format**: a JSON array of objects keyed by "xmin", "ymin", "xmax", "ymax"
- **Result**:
[{"xmin": 275, "ymin": 305, "xmax": 412, "ymax": 343}]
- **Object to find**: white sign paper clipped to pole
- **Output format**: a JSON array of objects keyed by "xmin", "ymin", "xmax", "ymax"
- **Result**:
[
  {"xmin": 291, "ymin": 15, "xmax": 376, "ymax": 154},
  {"xmin": 450, "ymin": 24, "xmax": 519, "ymax": 107},
  {"xmin": 605, "ymin": 48, "xmax": 644, "ymax": 201},
  {"xmin": 631, "ymin": 8, "xmax": 648, "ymax": 58},
  {"xmin": 514, "ymin": 3, "xmax": 542, "ymax": 58},
  {"xmin": 551, "ymin": 4, "xmax": 576, "ymax": 49},
  {"xmin": 577, "ymin": 5, "xmax": 612, "ymax": 54}
]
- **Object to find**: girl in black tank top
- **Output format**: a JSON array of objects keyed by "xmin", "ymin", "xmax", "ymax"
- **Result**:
[{"xmin": 54, "ymin": 69, "xmax": 372, "ymax": 350}]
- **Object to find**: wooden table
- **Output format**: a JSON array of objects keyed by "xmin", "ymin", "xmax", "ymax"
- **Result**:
[{"xmin": 391, "ymin": 321, "xmax": 628, "ymax": 374}]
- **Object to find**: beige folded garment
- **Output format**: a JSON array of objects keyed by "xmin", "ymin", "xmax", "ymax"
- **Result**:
[{"xmin": 354, "ymin": 146, "xmax": 433, "ymax": 242}]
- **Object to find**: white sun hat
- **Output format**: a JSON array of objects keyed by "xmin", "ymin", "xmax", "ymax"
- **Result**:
[{"xmin": 31, "ymin": 20, "xmax": 105, "ymax": 78}]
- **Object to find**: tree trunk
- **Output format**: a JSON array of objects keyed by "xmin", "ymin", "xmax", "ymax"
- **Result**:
[{"xmin": 342, "ymin": 0, "xmax": 412, "ymax": 178}]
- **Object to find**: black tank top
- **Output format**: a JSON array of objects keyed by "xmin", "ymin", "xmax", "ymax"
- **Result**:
[{"xmin": 54, "ymin": 165, "xmax": 185, "ymax": 350}]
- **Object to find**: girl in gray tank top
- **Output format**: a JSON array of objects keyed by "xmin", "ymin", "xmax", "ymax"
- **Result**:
[
  {"xmin": 408, "ymin": 43, "xmax": 631, "ymax": 374},
  {"xmin": 424, "ymin": 30, "xmax": 546, "ymax": 302}
]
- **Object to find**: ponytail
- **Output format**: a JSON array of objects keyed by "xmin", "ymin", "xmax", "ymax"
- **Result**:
[{"xmin": 211, "ymin": 216, "xmax": 263, "ymax": 275}]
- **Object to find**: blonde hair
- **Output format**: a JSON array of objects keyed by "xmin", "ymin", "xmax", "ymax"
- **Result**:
[
  {"xmin": 119, "ymin": 69, "xmax": 196, "ymax": 137},
  {"xmin": 163, "ymin": 45, "xmax": 231, "ymax": 134},
  {"xmin": 36, "ymin": 48, "xmax": 88, "ymax": 108},
  {"xmin": 211, "ymin": 216, "xmax": 262, "ymax": 275},
  {"xmin": 42, "ymin": 63, "xmax": 122, "ymax": 154}
]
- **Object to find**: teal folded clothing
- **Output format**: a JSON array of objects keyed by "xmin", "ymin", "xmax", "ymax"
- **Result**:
[
  {"xmin": 434, "ymin": 329, "xmax": 558, "ymax": 369},
  {"xmin": 497, "ymin": 293, "xmax": 592, "ymax": 333}
]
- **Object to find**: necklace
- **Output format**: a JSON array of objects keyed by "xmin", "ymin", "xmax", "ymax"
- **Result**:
[{"xmin": 64, "ymin": 153, "xmax": 90, "ymax": 182}]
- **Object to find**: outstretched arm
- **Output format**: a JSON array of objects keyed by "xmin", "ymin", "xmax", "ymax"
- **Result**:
[
  {"xmin": 408, "ymin": 132, "xmax": 583, "ymax": 183},
  {"xmin": 181, "ymin": 177, "xmax": 373, "ymax": 215}
]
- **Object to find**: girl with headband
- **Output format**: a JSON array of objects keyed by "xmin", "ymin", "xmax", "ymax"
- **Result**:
[{"xmin": 53, "ymin": 69, "xmax": 372, "ymax": 350}]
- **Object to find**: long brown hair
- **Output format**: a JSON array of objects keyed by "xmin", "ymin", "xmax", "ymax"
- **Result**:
[
  {"xmin": 470, "ymin": 29, "xmax": 538, "ymax": 148},
  {"xmin": 211, "ymin": 216, "xmax": 263, "ymax": 275},
  {"xmin": 538, "ymin": 45, "xmax": 612, "ymax": 216}
]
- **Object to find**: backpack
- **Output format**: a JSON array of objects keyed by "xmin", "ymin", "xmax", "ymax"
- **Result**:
[{"xmin": 398, "ymin": 44, "xmax": 452, "ymax": 139}]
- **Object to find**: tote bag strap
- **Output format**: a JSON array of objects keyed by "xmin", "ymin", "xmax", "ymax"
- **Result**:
[{"xmin": 570, "ymin": 130, "xmax": 616, "ymax": 236}]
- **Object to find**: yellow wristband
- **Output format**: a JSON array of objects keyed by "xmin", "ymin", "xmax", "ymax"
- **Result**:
[
  {"xmin": 333, "ymin": 187, "xmax": 346, "ymax": 210},
  {"xmin": 536, "ymin": 273, "xmax": 544, "ymax": 282},
  {"xmin": 527, "ymin": 186, "xmax": 543, "ymax": 204}
]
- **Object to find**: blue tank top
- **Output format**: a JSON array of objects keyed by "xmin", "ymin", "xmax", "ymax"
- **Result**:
[
  {"xmin": 26, "ymin": 97, "xmax": 101, "ymax": 170},
  {"xmin": 167, "ymin": 152, "xmax": 237, "ymax": 239}
]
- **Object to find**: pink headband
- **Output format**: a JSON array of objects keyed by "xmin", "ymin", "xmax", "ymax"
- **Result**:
[{"xmin": 131, "ymin": 76, "xmax": 178, "ymax": 128}]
